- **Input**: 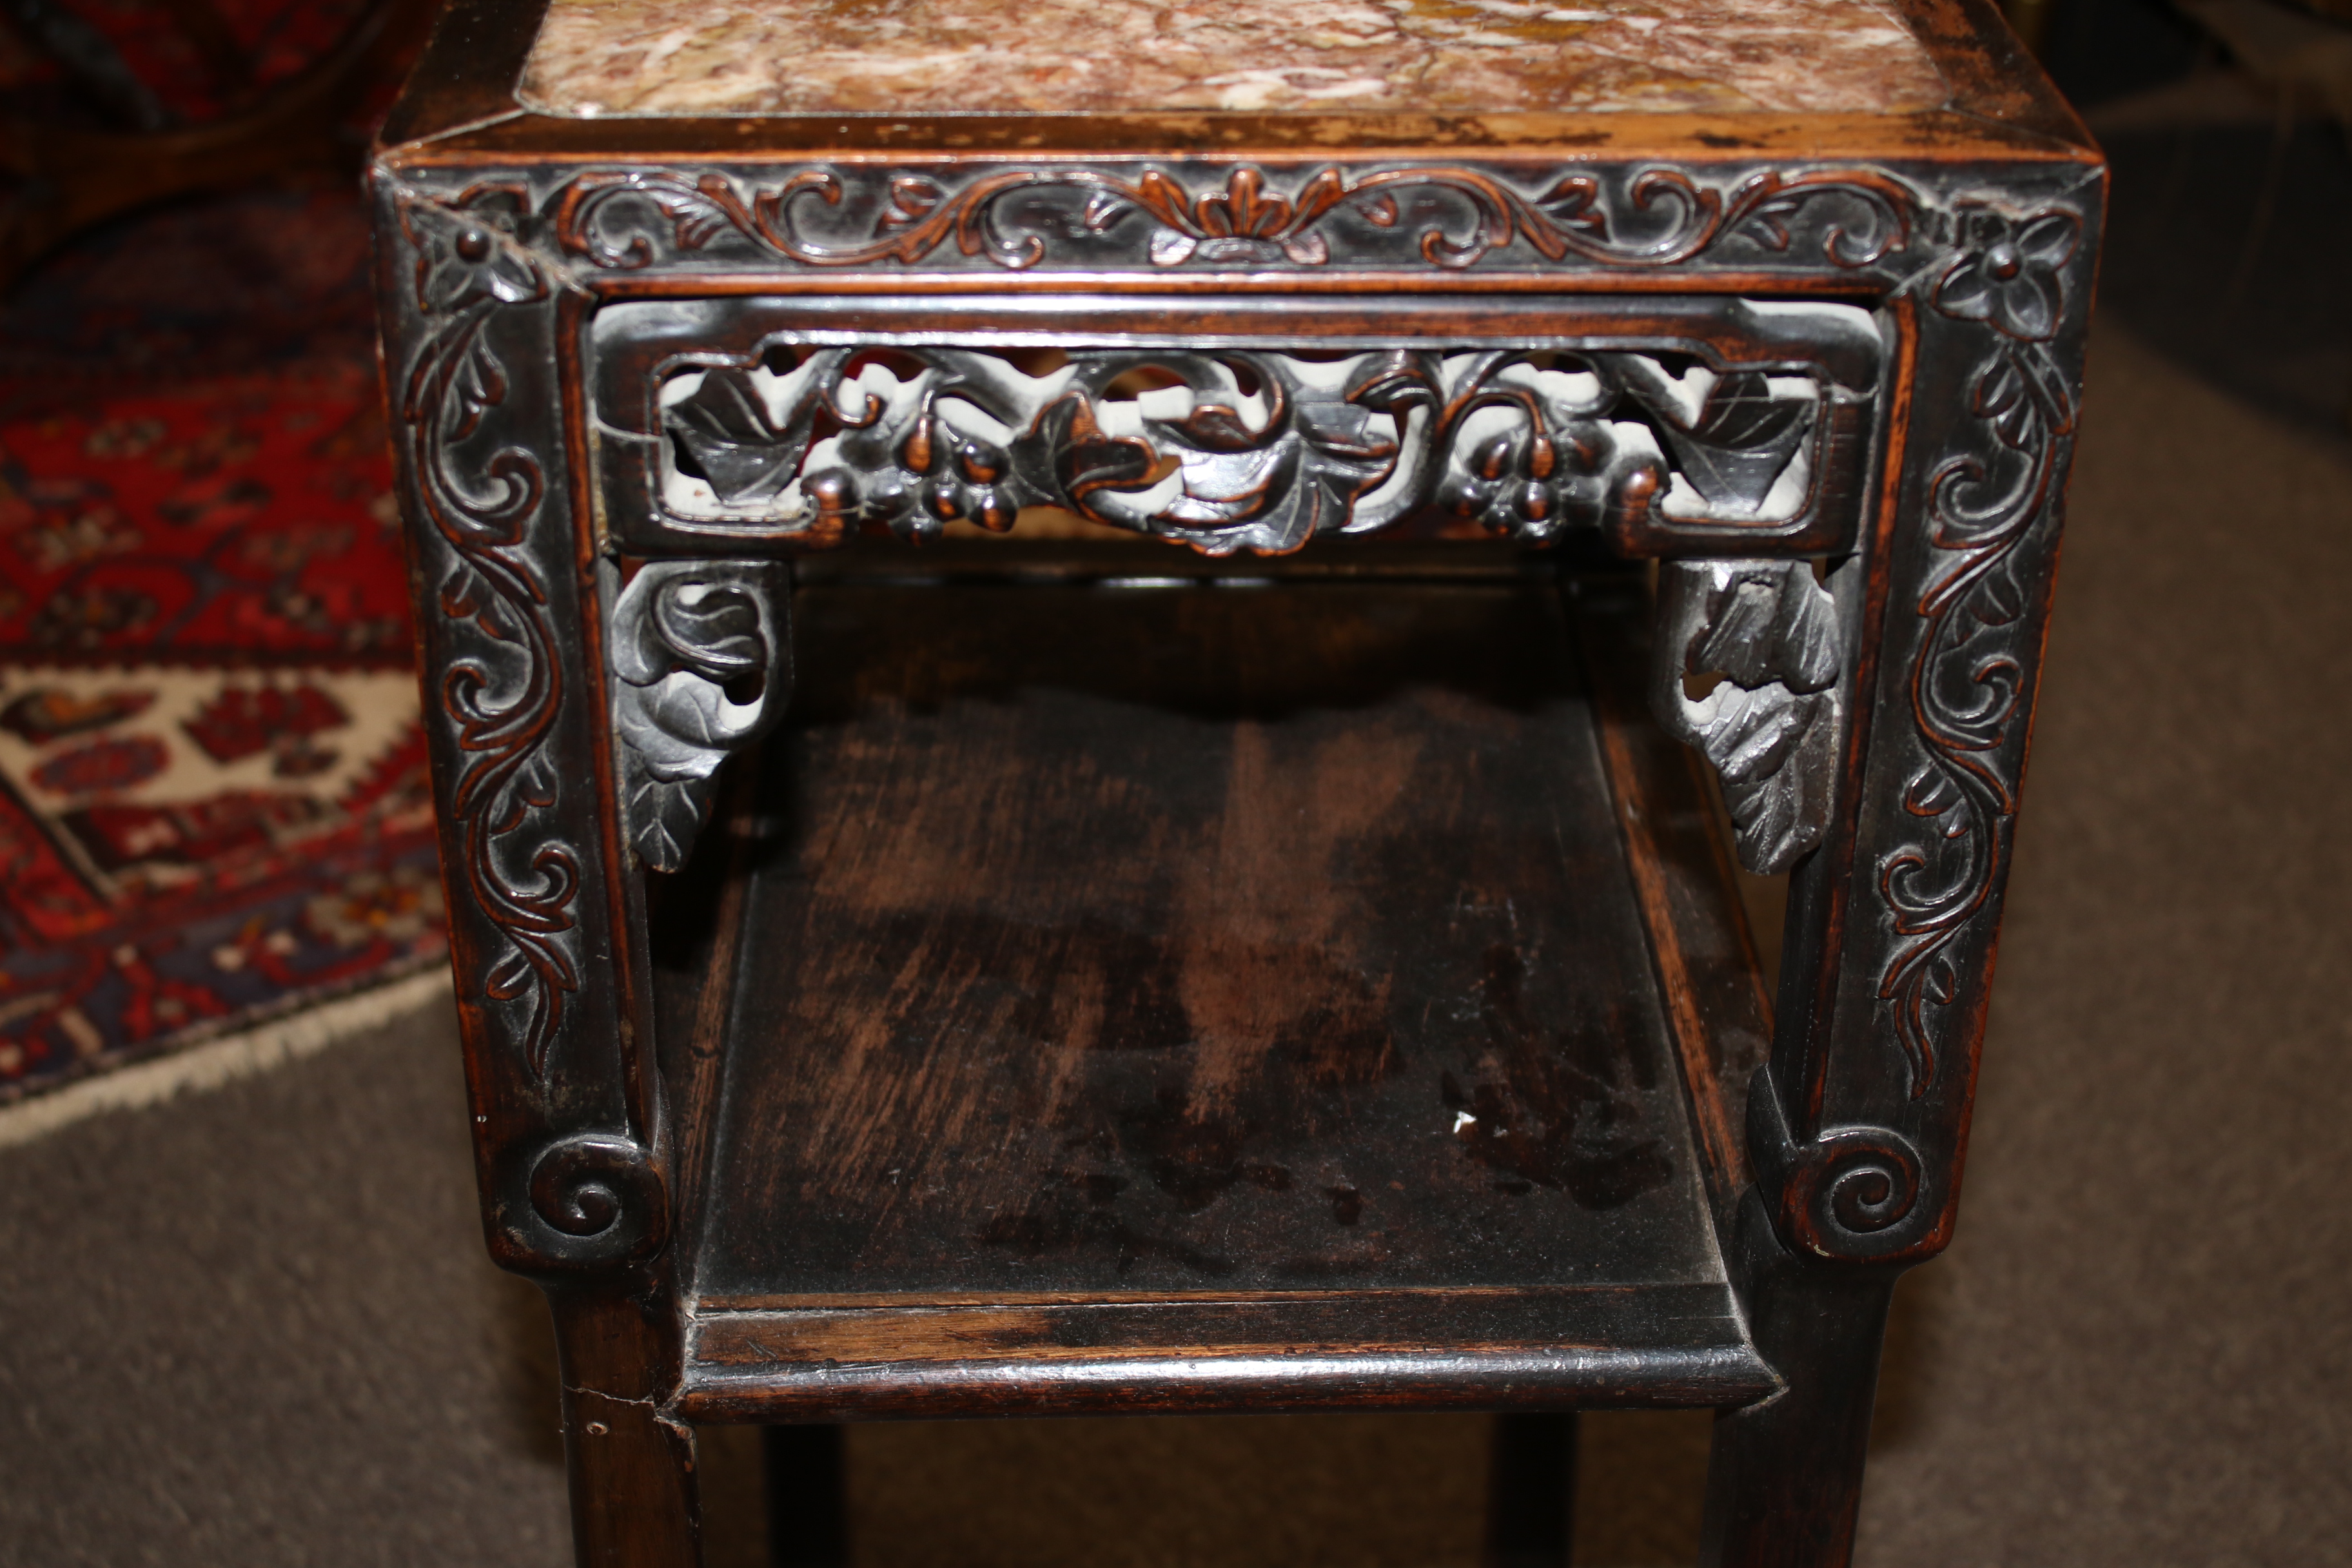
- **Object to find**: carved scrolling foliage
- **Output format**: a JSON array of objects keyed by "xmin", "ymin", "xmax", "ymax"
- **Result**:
[
  {"xmin": 554, "ymin": 162, "xmax": 1917, "ymax": 275},
  {"xmin": 395, "ymin": 185, "xmax": 581, "ymax": 1078},
  {"xmin": 657, "ymin": 346, "xmax": 1828, "ymax": 557},
  {"xmin": 1877, "ymin": 203, "xmax": 2082, "ymax": 1099},
  {"xmin": 1744, "ymin": 197, "xmax": 2085, "ymax": 1265},
  {"xmin": 395, "ymin": 181, "xmax": 678, "ymax": 1270},
  {"xmin": 1651, "ymin": 560, "xmax": 1844, "ymax": 877},
  {"xmin": 610, "ymin": 559, "xmax": 793, "ymax": 873}
]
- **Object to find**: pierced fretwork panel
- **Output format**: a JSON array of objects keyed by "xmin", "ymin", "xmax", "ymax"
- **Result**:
[{"xmin": 587, "ymin": 299, "xmax": 1883, "ymax": 559}]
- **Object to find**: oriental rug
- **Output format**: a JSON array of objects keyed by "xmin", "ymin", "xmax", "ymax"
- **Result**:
[{"xmin": 0, "ymin": 186, "xmax": 447, "ymax": 1109}]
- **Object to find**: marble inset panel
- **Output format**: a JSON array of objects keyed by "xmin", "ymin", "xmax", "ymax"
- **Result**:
[{"xmin": 518, "ymin": 0, "xmax": 1950, "ymax": 119}]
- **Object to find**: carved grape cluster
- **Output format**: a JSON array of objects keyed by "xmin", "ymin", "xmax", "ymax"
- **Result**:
[
  {"xmin": 1440, "ymin": 420, "xmax": 1662, "ymax": 544},
  {"xmin": 817, "ymin": 404, "xmax": 1021, "ymax": 541}
]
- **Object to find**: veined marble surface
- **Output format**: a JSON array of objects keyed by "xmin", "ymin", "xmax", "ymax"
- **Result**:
[{"xmin": 518, "ymin": 0, "xmax": 1950, "ymax": 118}]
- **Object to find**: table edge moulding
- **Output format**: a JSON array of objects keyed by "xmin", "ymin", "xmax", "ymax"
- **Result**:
[{"xmin": 366, "ymin": 0, "xmax": 2104, "ymax": 1561}]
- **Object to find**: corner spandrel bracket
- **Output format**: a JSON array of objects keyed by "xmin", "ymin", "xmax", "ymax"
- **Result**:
[
  {"xmin": 609, "ymin": 558, "xmax": 793, "ymax": 873},
  {"xmin": 1651, "ymin": 559, "xmax": 1846, "ymax": 877}
]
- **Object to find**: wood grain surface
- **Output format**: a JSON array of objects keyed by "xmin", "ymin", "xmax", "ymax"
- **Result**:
[{"xmin": 693, "ymin": 576, "xmax": 1726, "ymax": 1310}]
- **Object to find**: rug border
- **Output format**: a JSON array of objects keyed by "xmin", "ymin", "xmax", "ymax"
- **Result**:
[{"xmin": 0, "ymin": 965, "xmax": 455, "ymax": 1149}]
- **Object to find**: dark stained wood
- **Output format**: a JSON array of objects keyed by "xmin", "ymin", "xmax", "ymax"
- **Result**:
[
  {"xmin": 547, "ymin": 1288, "xmax": 703, "ymax": 1568},
  {"xmin": 1698, "ymin": 1203, "xmax": 1900, "ymax": 1568},
  {"xmin": 697, "ymin": 578, "xmax": 1723, "ymax": 1298},
  {"xmin": 1487, "ymin": 1411, "xmax": 1578, "ymax": 1568},
  {"xmin": 371, "ymin": 0, "xmax": 544, "ymax": 150},
  {"xmin": 585, "ymin": 295, "xmax": 1882, "ymax": 565},
  {"xmin": 761, "ymin": 1425, "xmax": 848, "ymax": 1568},
  {"xmin": 682, "ymin": 1286, "xmax": 1774, "ymax": 1420},
  {"xmin": 650, "ymin": 763, "xmax": 772, "ymax": 1300},
  {"xmin": 652, "ymin": 574, "xmax": 1780, "ymax": 1421},
  {"xmin": 1573, "ymin": 575, "xmax": 1776, "ymax": 1235}
]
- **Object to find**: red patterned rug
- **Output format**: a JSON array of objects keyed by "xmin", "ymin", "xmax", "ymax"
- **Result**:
[{"xmin": 0, "ymin": 182, "xmax": 444, "ymax": 1108}]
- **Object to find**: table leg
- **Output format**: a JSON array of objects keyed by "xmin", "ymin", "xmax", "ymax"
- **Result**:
[
  {"xmin": 763, "ymin": 1424, "xmax": 848, "ymax": 1568},
  {"xmin": 1698, "ymin": 1200, "xmax": 1899, "ymax": 1568},
  {"xmin": 549, "ymin": 1288, "xmax": 703, "ymax": 1568},
  {"xmin": 1487, "ymin": 1411, "xmax": 1579, "ymax": 1567}
]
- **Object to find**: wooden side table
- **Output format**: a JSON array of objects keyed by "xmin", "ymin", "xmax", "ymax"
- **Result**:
[{"xmin": 369, "ymin": 4, "xmax": 2102, "ymax": 1563}]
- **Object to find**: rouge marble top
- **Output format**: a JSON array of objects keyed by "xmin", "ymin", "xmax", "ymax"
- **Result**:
[{"xmin": 517, "ymin": 0, "xmax": 1951, "ymax": 119}]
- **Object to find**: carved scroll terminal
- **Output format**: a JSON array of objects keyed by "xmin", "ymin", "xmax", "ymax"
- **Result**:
[
  {"xmin": 1652, "ymin": 559, "xmax": 1845, "ymax": 876},
  {"xmin": 609, "ymin": 558, "xmax": 793, "ymax": 872},
  {"xmin": 524, "ymin": 1130, "xmax": 668, "ymax": 1269}
]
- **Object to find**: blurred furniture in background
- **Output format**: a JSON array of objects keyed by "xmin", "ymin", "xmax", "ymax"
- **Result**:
[{"xmin": 0, "ymin": 0, "xmax": 434, "ymax": 289}]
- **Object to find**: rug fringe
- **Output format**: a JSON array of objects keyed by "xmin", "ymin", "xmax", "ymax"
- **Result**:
[{"xmin": 0, "ymin": 966, "xmax": 455, "ymax": 1150}]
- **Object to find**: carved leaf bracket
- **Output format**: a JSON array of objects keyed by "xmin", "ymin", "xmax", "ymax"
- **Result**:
[
  {"xmin": 1652, "ymin": 559, "xmax": 1846, "ymax": 876},
  {"xmin": 609, "ymin": 558, "xmax": 794, "ymax": 872}
]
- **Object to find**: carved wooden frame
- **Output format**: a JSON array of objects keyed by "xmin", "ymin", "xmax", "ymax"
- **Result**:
[{"xmin": 378, "ymin": 149, "xmax": 2098, "ymax": 1289}]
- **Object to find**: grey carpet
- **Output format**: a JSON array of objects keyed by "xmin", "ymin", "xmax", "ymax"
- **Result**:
[{"xmin": 3, "ymin": 318, "xmax": 2348, "ymax": 1566}]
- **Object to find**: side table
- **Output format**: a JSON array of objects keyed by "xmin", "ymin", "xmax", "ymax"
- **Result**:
[{"xmin": 369, "ymin": 4, "xmax": 2103, "ymax": 1563}]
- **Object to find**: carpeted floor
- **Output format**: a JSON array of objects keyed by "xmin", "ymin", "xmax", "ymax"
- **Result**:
[{"xmin": 3, "ymin": 315, "xmax": 2348, "ymax": 1565}]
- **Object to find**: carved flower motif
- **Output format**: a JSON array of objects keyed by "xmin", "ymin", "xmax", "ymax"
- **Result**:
[
  {"xmin": 1125, "ymin": 167, "xmax": 1342, "ymax": 267},
  {"xmin": 1934, "ymin": 207, "xmax": 2079, "ymax": 342},
  {"xmin": 400, "ymin": 188, "xmax": 544, "ymax": 315}
]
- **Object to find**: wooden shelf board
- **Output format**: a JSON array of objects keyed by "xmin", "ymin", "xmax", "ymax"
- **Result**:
[
  {"xmin": 679, "ymin": 1283, "xmax": 1772, "ymax": 1420},
  {"xmin": 658, "ymin": 571, "xmax": 1772, "ymax": 1415}
]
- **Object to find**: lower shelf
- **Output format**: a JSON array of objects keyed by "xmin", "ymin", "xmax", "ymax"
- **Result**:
[
  {"xmin": 680, "ymin": 1286, "xmax": 1774, "ymax": 1420},
  {"xmin": 655, "ymin": 562, "xmax": 1774, "ymax": 1418}
]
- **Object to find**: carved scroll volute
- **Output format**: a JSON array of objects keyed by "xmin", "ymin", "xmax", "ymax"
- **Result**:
[
  {"xmin": 1652, "ymin": 560, "xmax": 1846, "ymax": 876},
  {"xmin": 609, "ymin": 559, "xmax": 793, "ymax": 872},
  {"xmin": 517, "ymin": 1130, "xmax": 671, "ymax": 1271},
  {"xmin": 1746, "ymin": 1069, "xmax": 1929, "ymax": 1260}
]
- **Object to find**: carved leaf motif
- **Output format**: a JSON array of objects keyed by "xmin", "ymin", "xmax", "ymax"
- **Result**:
[
  {"xmin": 1534, "ymin": 175, "xmax": 1607, "ymax": 236},
  {"xmin": 1033, "ymin": 395, "xmax": 1156, "ymax": 506},
  {"xmin": 667, "ymin": 370, "xmax": 807, "ymax": 502},
  {"xmin": 1876, "ymin": 195, "xmax": 2088, "ymax": 1104},
  {"xmin": 1687, "ymin": 566, "xmax": 1839, "ymax": 694},
  {"xmin": 609, "ymin": 562, "xmax": 792, "ymax": 874},
  {"xmin": 1709, "ymin": 687, "xmax": 1841, "ymax": 874},
  {"xmin": 393, "ymin": 185, "xmax": 580, "ymax": 1076},
  {"xmin": 1652, "ymin": 560, "xmax": 1846, "ymax": 876},
  {"xmin": 1603, "ymin": 358, "xmax": 1813, "ymax": 514},
  {"xmin": 547, "ymin": 161, "xmax": 1929, "ymax": 280},
  {"xmin": 882, "ymin": 175, "xmax": 944, "ymax": 230},
  {"xmin": 652, "ymin": 582, "xmax": 765, "ymax": 680},
  {"xmin": 625, "ymin": 769, "xmax": 715, "ymax": 876},
  {"xmin": 1136, "ymin": 384, "xmax": 1408, "ymax": 555},
  {"xmin": 400, "ymin": 188, "xmax": 541, "ymax": 314},
  {"xmin": 1903, "ymin": 766, "xmax": 1964, "ymax": 819},
  {"xmin": 1280, "ymin": 231, "xmax": 1331, "ymax": 266},
  {"xmin": 1149, "ymin": 231, "xmax": 1201, "ymax": 266},
  {"xmin": 647, "ymin": 344, "xmax": 1843, "ymax": 556}
]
